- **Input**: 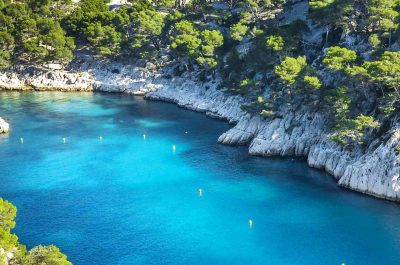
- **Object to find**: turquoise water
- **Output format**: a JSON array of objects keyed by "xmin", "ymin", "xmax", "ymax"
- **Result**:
[{"xmin": 0, "ymin": 91, "xmax": 400, "ymax": 265}]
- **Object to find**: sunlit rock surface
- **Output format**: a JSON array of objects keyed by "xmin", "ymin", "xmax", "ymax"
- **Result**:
[{"xmin": 0, "ymin": 117, "xmax": 9, "ymax": 134}]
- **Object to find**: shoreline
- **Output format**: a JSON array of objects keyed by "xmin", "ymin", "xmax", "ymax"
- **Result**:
[{"xmin": 0, "ymin": 61, "xmax": 399, "ymax": 202}]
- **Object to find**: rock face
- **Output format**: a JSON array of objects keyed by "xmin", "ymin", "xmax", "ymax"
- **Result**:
[
  {"xmin": 0, "ymin": 117, "xmax": 10, "ymax": 133},
  {"xmin": 0, "ymin": 67, "xmax": 94, "ymax": 91},
  {"xmin": 30, "ymin": 71, "xmax": 94, "ymax": 91},
  {"xmin": 338, "ymin": 127, "xmax": 400, "ymax": 200},
  {"xmin": 0, "ymin": 58, "xmax": 155, "ymax": 93},
  {"xmin": 0, "ymin": 59, "xmax": 399, "ymax": 201},
  {"xmin": 75, "ymin": 58, "xmax": 157, "ymax": 93},
  {"xmin": 145, "ymin": 76, "xmax": 245, "ymax": 124}
]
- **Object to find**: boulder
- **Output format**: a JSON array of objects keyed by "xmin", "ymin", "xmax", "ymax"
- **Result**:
[{"xmin": 0, "ymin": 117, "xmax": 9, "ymax": 133}]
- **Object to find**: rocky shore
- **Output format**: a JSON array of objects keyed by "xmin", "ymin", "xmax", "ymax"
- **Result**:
[
  {"xmin": 146, "ymin": 74, "xmax": 400, "ymax": 202},
  {"xmin": 0, "ymin": 59, "xmax": 399, "ymax": 201}
]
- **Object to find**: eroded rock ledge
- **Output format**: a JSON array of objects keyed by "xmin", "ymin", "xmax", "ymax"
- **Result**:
[{"xmin": 0, "ymin": 60, "xmax": 399, "ymax": 201}]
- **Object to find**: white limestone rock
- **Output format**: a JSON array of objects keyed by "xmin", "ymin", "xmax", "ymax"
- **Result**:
[
  {"xmin": 223, "ymin": 111, "xmax": 326, "ymax": 158},
  {"xmin": 145, "ymin": 73, "xmax": 245, "ymax": 124},
  {"xmin": 308, "ymin": 143, "xmax": 351, "ymax": 178},
  {"xmin": 0, "ymin": 72, "xmax": 25, "ymax": 90},
  {"xmin": 218, "ymin": 116, "xmax": 261, "ymax": 145},
  {"xmin": 0, "ymin": 68, "xmax": 95, "ymax": 91},
  {"xmin": 0, "ymin": 117, "xmax": 9, "ymax": 133},
  {"xmin": 0, "ymin": 57, "xmax": 154, "ymax": 92},
  {"xmin": 29, "ymin": 70, "xmax": 95, "ymax": 91},
  {"xmin": 77, "ymin": 58, "xmax": 153, "ymax": 92},
  {"xmin": 338, "ymin": 127, "xmax": 400, "ymax": 201}
]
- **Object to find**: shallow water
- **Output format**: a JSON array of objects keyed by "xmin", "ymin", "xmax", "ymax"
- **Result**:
[{"xmin": 0, "ymin": 91, "xmax": 399, "ymax": 265}]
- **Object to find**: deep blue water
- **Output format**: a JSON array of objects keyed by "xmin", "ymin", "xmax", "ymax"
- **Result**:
[{"xmin": 0, "ymin": 91, "xmax": 399, "ymax": 265}]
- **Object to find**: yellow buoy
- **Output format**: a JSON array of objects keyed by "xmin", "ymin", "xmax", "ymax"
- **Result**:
[
  {"xmin": 198, "ymin": 188, "xmax": 203, "ymax": 197},
  {"xmin": 143, "ymin": 134, "xmax": 146, "ymax": 140},
  {"xmin": 248, "ymin": 219, "xmax": 253, "ymax": 228},
  {"xmin": 20, "ymin": 137, "xmax": 24, "ymax": 144},
  {"xmin": 172, "ymin": 145, "xmax": 176, "ymax": 152},
  {"xmin": 63, "ymin": 137, "xmax": 66, "ymax": 144}
]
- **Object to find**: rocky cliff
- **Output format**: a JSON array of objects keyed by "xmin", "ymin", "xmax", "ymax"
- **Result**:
[
  {"xmin": 146, "ymin": 71, "xmax": 400, "ymax": 202},
  {"xmin": 0, "ymin": 57, "xmax": 157, "ymax": 93},
  {"xmin": 0, "ymin": 59, "xmax": 399, "ymax": 201}
]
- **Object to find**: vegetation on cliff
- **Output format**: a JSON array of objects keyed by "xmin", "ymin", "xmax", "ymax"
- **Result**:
[{"xmin": 0, "ymin": 198, "xmax": 72, "ymax": 265}]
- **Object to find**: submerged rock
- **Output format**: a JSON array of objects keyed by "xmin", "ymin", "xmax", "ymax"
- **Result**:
[{"xmin": 0, "ymin": 117, "xmax": 10, "ymax": 133}]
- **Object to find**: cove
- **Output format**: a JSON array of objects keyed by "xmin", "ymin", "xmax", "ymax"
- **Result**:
[{"xmin": 0, "ymin": 91, "xmax": 400, "ymax": 265}]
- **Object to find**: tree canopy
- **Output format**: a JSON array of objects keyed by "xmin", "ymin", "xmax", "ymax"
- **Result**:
[{"xmin": 0, "ymin": 197, "xmax": 72, "ymax": 265}]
